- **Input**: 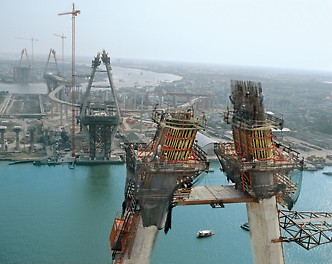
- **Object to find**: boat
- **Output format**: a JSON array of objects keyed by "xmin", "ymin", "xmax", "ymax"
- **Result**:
[
  {"xmin": 196, "ymin": 230, "xmax": 214, "ymax": 238},
  {"xmin": 240, "ymin": 222, "xmax": 250, "ymax": 231},
  {"xmin": 47, "ymin": 160, "xmax": 61, "ymax": 166},
  {"xmin": 33, "ymin": 160, "xmax": 46, "ymax": 166},
  {"xmin": 68, "ymin": 161, "xmax": 75, "ymax": 169},
  {"xmin": 316, "ymin": 164, "xmax": 324, "ymax": 170},
  {"xmin": 33, "ymin": 159, "xmax": 61, "ymax": 166},
  {"xmin": 323, "ymin": 171, "xmax": 332, "ymax": 176}
]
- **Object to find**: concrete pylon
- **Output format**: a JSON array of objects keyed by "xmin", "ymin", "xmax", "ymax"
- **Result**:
[
  {"xmin": 0, "ymin": 126, "xmax": 7, "ymax": 152},
  {"xmin": 13, "ymin": 126, "xmax": 22, "ymax": 151},
  {"xmin": 79, "ymin": 51, "xmax": 121, "ymax": 161},
  {"xmin": 123, "ymin": 222, "xmax": 158, "ymax": 264},
  {"xmin": 110, "ymin": 108, "xmax": 208, "ymax": 263},
  {"xmin": 59, "ymin": 90, "xmax": 63, "ymax": 125},
  {"xmin": 247, "ymin": 197, "xmax": 284, "ymax": 264},
  {"xmin": 28, "ymin": 126, "xmax": 36, "ymax": 152},
  {"xmin": 214, "ymin": 81, "xmax": 302, "ymax": 264}
]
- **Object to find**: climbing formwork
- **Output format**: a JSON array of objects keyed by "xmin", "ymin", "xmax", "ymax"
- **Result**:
[
  {"xmin": 110, "ymin": 107, "xmax": 209, "ymax": 263},
  {"xmin": 214, "ymin": 80, "xmax": 303, "ymax": 264},
  {"xmin": 215, "ymin": 80, "xmax": 303, "ymax": 207}
]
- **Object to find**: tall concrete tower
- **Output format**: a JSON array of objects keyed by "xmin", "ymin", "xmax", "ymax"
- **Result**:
[
  {"xmin": 110, "ymin": 108, "xmax": 209, "ymax": 264},
  {"xmin": 80, "ymin": 51, "xmax": 121, "ymax": 161},
  {"xmin": 13, "ymin": 126, "xmax": 22, "ymax": 151},
  {"xmin": 28, "ymin": 126, "xmax": 36, "ymax": 152},
  {"xmin": 0, "ymin": 126, "xmax": 7, "ymax": 152},
  {"xmin": 215, "ymin": 80, "xmax": 302, "ymax": 264}
]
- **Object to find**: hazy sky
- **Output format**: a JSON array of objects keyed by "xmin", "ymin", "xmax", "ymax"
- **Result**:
[{"xmin": 1, "ymin": 0, "xmax": 332, "ymax": 71}]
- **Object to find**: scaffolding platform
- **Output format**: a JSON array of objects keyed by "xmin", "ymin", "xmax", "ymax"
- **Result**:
[
  {"xmin": 277, "ymin": 210, "xmax": 332, "ymax": 250},
  {"xmin": 174, "ymin": 185, "xmax": 257, "ymax": 206}
]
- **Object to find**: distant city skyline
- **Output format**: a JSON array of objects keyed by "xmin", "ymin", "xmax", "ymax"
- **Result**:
[{"xmin": 1, "ymin": 0, "xmax": 332, "ymax": 71}]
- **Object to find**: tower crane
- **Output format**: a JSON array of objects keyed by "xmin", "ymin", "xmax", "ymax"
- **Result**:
[{"xmin": 58, "ymin": 4, "xmax": 80, "ymax": 158}]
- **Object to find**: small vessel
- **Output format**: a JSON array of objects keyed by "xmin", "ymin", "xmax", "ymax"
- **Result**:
[
  {"xmin": 68, "ymin": 161, "xmax": 75, "ymax": 169},
  {"xmin": 33, "ymin": 160, "xmax": 44, "ymax": 166},
  {"xmin": 240, "ymin": 222, "xmax": 250, "ymax": 231},
  {"xmin": 316, "ymin": 164, "xmax": 324, "ymax": 170},
  {"xmin": 323, "ymin": 171, "xmax": 332, "ymax": 176},
  {"xmin": 196, "ymin": 230, "xmax": 214, "ymax": 238},
  {"xmin": 47, "ymin": 160, "xmax": 61, "ymax": 166}
]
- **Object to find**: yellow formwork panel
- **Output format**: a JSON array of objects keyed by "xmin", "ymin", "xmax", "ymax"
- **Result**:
[
  {"xmin": 162, "ymin": 126, "xmax": 197, "ymax": 161},
  {"xmin": 232, "ymin": 126, "xmax": 273, "ymax": 160},
  {"xmin": 250, "ymin": 128, "xmax": 272, "ymax": 159}
]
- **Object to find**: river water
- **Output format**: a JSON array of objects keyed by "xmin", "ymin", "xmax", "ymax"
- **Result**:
[
  {"xmin": 0, "ymin": 65, "xmax": 182, "ymax": 95},
  {"xmin": 0, "ymin": 161, "xmax": 331, "ymax": 264}
]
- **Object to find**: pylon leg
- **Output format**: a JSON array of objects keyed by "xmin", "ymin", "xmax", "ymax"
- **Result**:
[{"xmin": 247, "ymin": 196, "xmax": 284, "ymax": 264}]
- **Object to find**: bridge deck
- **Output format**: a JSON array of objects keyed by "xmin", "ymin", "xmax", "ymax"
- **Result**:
[
  {"xmin": 48, "ymin": 85, "xmax": 80, "ymax": 107},
  {"xmin": 174, "ymin": 185, "xmax": 257, "ymax": 206}
]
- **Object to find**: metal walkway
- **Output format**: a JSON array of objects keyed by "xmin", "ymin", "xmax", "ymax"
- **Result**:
[{"xmin": 174, "ymin": 185, "xmax": 257, "ymax": 206}]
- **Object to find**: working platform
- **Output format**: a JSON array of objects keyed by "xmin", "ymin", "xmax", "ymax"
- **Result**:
[{"xmin": 174, "ymin": 185, "xmax": 257, "ymax": 206}]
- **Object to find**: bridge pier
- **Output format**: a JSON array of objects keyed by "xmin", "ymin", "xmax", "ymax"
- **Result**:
[
  {"xmin": 60, "ymin": 89, "xmax": 63, "ymax": 125},
  {"xmin": 0, "ymin": 126, "xmax": 7, "ymax": 152},
  {"xmin": 247, "ymin": 197, "xmax": 284, "ymax": 264},
  {"xmin": 13, "ymin": 126, "xmax": 22, "ymax": 151},
  {"xmin": 44, "ymin": 72, "xmax": 71, "ymax": 123}
]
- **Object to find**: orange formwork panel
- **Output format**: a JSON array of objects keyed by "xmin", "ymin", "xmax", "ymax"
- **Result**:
[{"xmin": 110, "ymin": 218, "xmax": 124, "ymax": 251}]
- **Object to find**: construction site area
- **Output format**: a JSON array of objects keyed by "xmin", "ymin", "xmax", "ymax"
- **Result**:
[
  {"xmin": 1, "ymin": 53, "xmax": 332, "ymax": 168},
  {"xmin": 0, "ymin": 46, "xmax": 332, "ymax": 264}
]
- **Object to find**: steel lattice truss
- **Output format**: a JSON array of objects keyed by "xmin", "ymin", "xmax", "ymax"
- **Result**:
[
  {"xmin": 89, "ymin": 124, "xmax": 116, "ymax": 159},
  {"xmin": 278, "ymin": 210, "xmax": 332, "ymax": 250}
]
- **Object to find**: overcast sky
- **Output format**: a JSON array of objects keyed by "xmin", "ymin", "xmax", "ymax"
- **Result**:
[{"xmin": 1, "ymin": 0, "xmax": 332, "ymax": 71}]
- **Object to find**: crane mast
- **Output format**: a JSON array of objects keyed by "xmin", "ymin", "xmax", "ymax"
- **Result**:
[{"xmin": 58, "ymin": 4, "xmax": 80, "ymax": 158}]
